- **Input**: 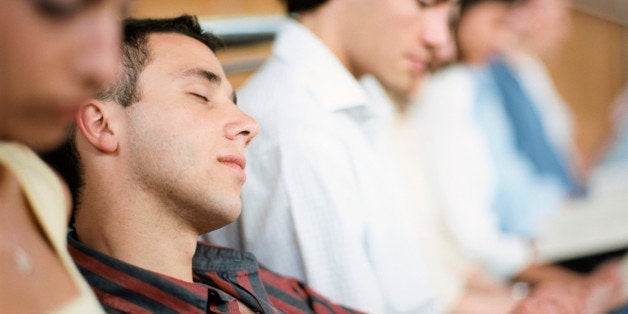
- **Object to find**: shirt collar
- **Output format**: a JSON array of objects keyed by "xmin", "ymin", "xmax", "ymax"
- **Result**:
[
  {"xmin": 67, "ymin": 232, "xmax": 233, "ymax": 309},
  {"xmin": 360, "ymin": 75, "xmax": 397, "ymax": 124},
  {"xmin": 192, "ymin": 242, "xmax": 259, "ymax": 273},
  {"xmin": 273, "ymin": 18, "xmax": 369, "ymax": 113}
]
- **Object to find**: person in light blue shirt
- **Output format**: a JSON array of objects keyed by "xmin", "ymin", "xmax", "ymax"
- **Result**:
[
  {"xmin": 472, "ymin": 63, "xmax": 569, "ymax": 239},
  {"xmin": 458, "ymin": 0, "xmax": 583, "ymax": 239}
]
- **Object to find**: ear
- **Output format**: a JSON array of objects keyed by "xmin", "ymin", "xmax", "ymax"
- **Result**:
[{"xmin": 75, "ymin": 100, "xmax": 119, "ymax": 153}]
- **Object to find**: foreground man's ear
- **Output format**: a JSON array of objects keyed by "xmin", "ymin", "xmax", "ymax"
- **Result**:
[{"xmin": 75, "ymin": 100, "xmax": 119, "ymax": 153}]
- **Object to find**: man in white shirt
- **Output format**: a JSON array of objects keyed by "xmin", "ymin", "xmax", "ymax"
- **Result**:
[{"xmin": 204, "ymin": 0, "xmax": 454, "ymax": 312}]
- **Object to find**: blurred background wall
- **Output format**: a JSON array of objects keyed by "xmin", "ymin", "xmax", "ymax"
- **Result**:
[
  {"xmin": 130, "ymin": 0, "xmax": 626, "ymax": 170},
  {"xmin": 544, "ymin": 6, "xmax": 627, "ymax": 168}
]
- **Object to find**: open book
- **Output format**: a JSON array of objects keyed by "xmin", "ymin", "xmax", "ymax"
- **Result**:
[
  {"xmin": 536, "ymin": 188, "xmax": 628, "ymax": 265},
  {"xmin": 535, "ymin": 173, "xmax": 628, "ymax": 295}
]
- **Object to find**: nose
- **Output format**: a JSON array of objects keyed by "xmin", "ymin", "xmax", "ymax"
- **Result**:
[
  {"xmin": 225, "ymin": 107, "xmax": 259, "ymax": 147},
  {"xmin": 422, "ymin": 4, "xmax": 454, "ymax": 51},
  {"xmin": 77, "ymin": 8, "xmax": 122, "ymax": 92}
]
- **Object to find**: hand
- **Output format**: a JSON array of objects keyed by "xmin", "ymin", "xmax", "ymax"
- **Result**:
[
  {"xmin": 511, "ymin": 281, "xmax": 592, "ymax": 314},
  {"xmin": 586, "ymin": 259, "xmax": 626, "ymax": 312},
  {"xmin": 511, "ymin": 296, "xmax": 564, "ymax": 314},
  {"xmin": 513, "ymin": 260, "xmax": 626, "ymax": 314}
]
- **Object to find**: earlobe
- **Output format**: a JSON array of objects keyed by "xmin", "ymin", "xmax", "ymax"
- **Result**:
[{"xmin": 75, "ymin": 101, "xmax": 119, "ymax": 153}]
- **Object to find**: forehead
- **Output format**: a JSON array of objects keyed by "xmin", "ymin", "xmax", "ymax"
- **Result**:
[{"xmin": 143, "ymin": 32, "xmax": 227, "ymax": 79}]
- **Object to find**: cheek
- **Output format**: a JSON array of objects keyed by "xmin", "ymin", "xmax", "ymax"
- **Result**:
[
  {"xmin": 11, "ymin": 34, "xmax": 77, "ymax": 102},
  {"xmin": 365, "ymin": 2, "xmax": 421, "ymax": 48},
  {"xmin": 387, "ymin": 12, "xmax": 422, "ymax": 45},
  {"xmin": 153, "ymin": 122, "xmax": 217, "ymax": 170}
]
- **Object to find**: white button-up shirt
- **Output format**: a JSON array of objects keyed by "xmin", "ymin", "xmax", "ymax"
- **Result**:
[{"xmin": 205, "ymin": 19, "xmax": 435, "ymax": 314}]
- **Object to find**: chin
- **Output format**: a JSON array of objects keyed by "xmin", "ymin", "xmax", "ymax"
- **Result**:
[
  {"xmin": 215, "ymin": 199, "xmax": 243, "ymax": 224},
  {"xmin": 226, "ymin": 201, "xmax": 243, "ymax": 221},
  {"xmin": 196, "ymin": 206, "xmax": 242, "ymax": 235},
  {"xmin": 384, "ymin": 78, "xmax": 420, "ymax": 102}
]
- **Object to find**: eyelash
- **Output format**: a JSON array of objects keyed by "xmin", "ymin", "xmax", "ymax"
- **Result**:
[
  {"xmin": 33, "ymin": 0, "xmax": 87, "ymax": 19},
  {"xmin": 191, "ymin": 93, "xmax": 209, "ymax": 102},
  {"xmin": 33, "ymin": 0, "xmax": 131, "ymax": 20},
  {"xmin": 417, "ymin": 0, "xmax": 436, "ymax": 8}
]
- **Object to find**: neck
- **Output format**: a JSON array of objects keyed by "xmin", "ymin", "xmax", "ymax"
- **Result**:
[
  {"xmin": 75, "ymin": 177, "xmax": 198, "ymax": 283},
  {"xmin": 298, "ymin": 4, "xmax": 359, "ymax": 78}
]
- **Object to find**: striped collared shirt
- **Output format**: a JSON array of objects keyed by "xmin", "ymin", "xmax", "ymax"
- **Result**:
[{"xmin": 68, "ymin": 232, "xmax": 363, "ymax": 313}]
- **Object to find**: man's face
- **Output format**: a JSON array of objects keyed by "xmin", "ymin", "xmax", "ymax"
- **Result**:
[
  {"xmin": 457, "ymin": 1, "xmax": 514, "ymax": 64},
  {"xmin": 121, "ymin": 33, "xmax": 258, "ymax": 233},
  {"xmin": 339, "ymin": 0, "xmax": 454, "ymax": 97},
  {"xmin": 0, "ymin": 0, "xmax": 127, "ymax": 150}
]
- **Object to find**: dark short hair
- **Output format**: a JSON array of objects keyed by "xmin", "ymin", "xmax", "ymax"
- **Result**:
[
  {"xmin": 43, "ymin": 15, "xmax": 223, "ymax": 221},
  {"xmin": 98, "ymin": 14, "xmax": 223, "ymax": 107},
  {"xmin": 460, "ymin": 0, "xmax": 520, "ymax": 14},
  {"xmin": 454, "ymin": 0, "xmax": 521, "ymax": 65},
  {"xmin": 281, "ymin": 0, "xmax": 329, "ymax": 13}
]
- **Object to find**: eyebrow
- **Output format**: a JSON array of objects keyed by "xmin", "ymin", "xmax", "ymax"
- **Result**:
[
  {"xmin": 183, "ymin": 68, "xmax": 221, "ymax": 85},
  {"xmin": 182, "ymin": 68, "xmax": 237, "ymax": 104}
]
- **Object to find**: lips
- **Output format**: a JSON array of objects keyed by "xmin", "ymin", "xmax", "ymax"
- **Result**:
[
  {"xmin": 218, "ymin": 155, "xmax": 247, "ymax": 181},
  {"xmin": 407, "ymin": 56, "xmax": 427, "ymax": 72},
  {"xmin": 218, "ymin": 155, "xmax": 246, "ymax": 170}
]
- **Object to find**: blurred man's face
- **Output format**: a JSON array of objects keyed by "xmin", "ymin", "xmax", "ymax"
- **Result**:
[
  {"xmin": 0, "ymin": 0, "xmax": 128, "ymax": 150},
  {"xmin": 338, "ymin": 0, "xmax": 454, "ymax": 98},
  {"xmin": 510, "ymin": 0, "xmax": 571, "ymax": 59},
  {"xmin": 457, "ymin": 1, "xmax": 514, "ymax": 64}
]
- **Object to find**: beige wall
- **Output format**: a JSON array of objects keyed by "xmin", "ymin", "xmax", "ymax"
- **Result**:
[
  {"xmin": 545, "ymin": 9, "xmax": 626, "ymax": 167},
  {"xmin": 130, "ymin": 0, "xmax": 283, "ymax": 18},
  {"xmin": 624, "ymin": 28, "xmax": 628, "ymax": 84},
  {"xmin": 130, "ymin": 0, "xmax": 280, "ymax": 90}
]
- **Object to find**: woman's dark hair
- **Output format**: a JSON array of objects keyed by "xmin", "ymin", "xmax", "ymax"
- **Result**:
[
  {"xmin": 460, "ymin": 0, "xmax": 519, "ymax": 15},
  {"xmin": 281, "ymin": 0, "xmax": 329, "ymax": 13}
]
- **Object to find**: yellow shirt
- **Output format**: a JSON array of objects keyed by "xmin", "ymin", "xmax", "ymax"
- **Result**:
[{"xmin": 0, "ymin": 142, "xmax": 103, "ymax": 313}]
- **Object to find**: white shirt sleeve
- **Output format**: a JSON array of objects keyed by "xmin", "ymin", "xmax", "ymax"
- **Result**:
[
  {"xmin": 238, "ymin": 130, "xmax": 389, "ymax": 312},
  {"xmin": 419, "ymin": 68, "xmax": 533, "ymax": 279}
]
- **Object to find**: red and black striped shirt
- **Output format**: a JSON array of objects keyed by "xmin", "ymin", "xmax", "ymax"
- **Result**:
[{"xmin": 68, "ymin": 232, "xmax": 364, "ymax": 314}]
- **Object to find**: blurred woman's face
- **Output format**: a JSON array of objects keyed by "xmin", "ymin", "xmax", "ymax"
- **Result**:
[
  {"xmin": 511, "ymin": 0, "xmax": 571, "ymax": 59},
  {"xmin": 0, "ymin": 0, "xmax": 128, "ymax": 151},
  {"xmin": 456, "ymin": 1, "xmax": 514, "ymax": 64}
]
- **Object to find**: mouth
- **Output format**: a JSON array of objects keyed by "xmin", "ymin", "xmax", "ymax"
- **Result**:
[
  {"xmin": 406, "ymin": 56, "xmax": 428, "ymax": 73},
  {"xmin": 218, "ymin": 155, "xmax": 247, "ymax": 181}
]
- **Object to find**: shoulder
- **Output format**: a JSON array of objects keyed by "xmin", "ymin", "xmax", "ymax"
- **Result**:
[
  {"xmin": 417, "ymin": 65, "xmax": 480, "ymax": 123},
  {"xmin": 429, "ymin": 64, "xmax": 476, "ymax": 88}
]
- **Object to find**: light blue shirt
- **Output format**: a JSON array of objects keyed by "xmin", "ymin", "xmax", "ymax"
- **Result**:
[{"xmin": 472, "ymin": 66, "xmax": 568, "ymax": 239}]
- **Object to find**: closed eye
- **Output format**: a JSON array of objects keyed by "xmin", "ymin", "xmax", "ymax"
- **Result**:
[
  {"xmin": 34, "ymin": 0, "xmax": 85, "ymax": 19},
  {"xmin": 417, "ymin": 0, "xmax": 437, "ymax": 8},
  {"xmin": 190, "ymin": 93, "xmax": 209, "ymax": 102}
]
